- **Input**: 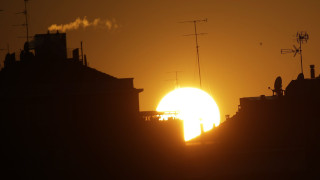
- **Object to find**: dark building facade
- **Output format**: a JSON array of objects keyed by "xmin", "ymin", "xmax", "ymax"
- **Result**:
[
  {"xmin": 1, "ymin": 32, "xmax": 150, "ymax": 179},
  {"xmin": 33, "ymin": 32, "xmax": 67, "ymax": 60},
  {"xmin": 197, "ymin": 67, "xmax": 320, "ymax": 178},
  {"xmin": 3, "ymin": 31, "xmax": 319, "ymax": 179}
]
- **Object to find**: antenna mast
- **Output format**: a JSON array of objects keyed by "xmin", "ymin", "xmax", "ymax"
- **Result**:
[
  {"xmin": 24, "ymin": 0, "xmax": 29, "ymax": 44},
  {"xmin": 281, "ymin": 31, "xmax": 309, "ymax": 74},
  {"xmin": 167, "ymin": 71, "xmax": 183, "ymax": 89},
  {"xmin": 15, "ymin": 1, "xmax": 30, "ymax": 43},
  {"xmin": 181, "ymin": 18, "xmax": 207, "ymax": 88},
  {"xmin": 174, "ymin": 71, "xmax": 183, "ymax": 89}
]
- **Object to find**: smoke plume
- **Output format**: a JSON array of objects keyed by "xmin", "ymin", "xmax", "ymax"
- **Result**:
[{"xmin": 48, "ymin": 16, "xmax": 119, "ymax": 32}]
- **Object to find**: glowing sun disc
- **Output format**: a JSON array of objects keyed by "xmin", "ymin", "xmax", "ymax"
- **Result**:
[{"xmin": 156, "ymin": 87, "xmax": 220, "ymax": 141}]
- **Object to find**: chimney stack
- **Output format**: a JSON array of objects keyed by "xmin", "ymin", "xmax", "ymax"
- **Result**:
[
  {"xmin": 310, "ymin": 65, "xmax": 315, "ymax": 79},
  {"xmin": 84, "ymin": 54, "xmax": 88, "ymax": 67}
]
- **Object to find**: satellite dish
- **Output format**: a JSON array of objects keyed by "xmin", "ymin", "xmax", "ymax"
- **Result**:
[
  {"xmin": 274, "ymin": 76, "xmax": 282, "ymax": 91},
  {"xmin": 297, "ymin": 73, "xmax": 304, "ymax": 80},
  {"xmin": 273, "ymin": 76, "xmax": 283, "ymax": 96}
]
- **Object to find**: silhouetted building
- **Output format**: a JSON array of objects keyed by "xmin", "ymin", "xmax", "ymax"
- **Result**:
[
  {"xmin": 33, "ymin": 32, "xmax": 67, "ymax": 60},
  {"xmin": 196, "ymin": 65, "xmax": 320, "ymax": 178},
  {"xmin": 3, "ymin": 31, "xmax": 319, "ymax": 179},
  {"xmin": 1, "ymin": 32, "xmax": 150, "ymax": 179},
  {"xmin": 3, "ymin": 52, "xmax": 16, "ymax": 68}
]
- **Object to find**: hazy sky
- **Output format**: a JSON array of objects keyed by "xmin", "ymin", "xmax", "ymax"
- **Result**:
[{"xmin": 1, "ymin": 0, "xmax": 320, "ymax": 118}]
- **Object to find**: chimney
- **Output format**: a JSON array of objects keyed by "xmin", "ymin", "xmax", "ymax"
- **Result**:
[
  {"xmin": 310, "ymin": 65, "xmax": 315, "ymax": 79},
  {"xmin": 84, "ymin": 54, "xmax": 88, "ymax": 67},
  {"xmin": 72, "ymin": 48, "xmax": 80, "ymax": 62},
  {"xmin": 80, "ymin": 41, "xmax": 84, "ymax": 63}
]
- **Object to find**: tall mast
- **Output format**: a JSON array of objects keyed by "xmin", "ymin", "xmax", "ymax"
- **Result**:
[
  {"xmin": 281, "ymin": 31, "xmax": 309, "ymax": 75},
  {"xmin": 296, "ymin": 32, "xmax": 309, "ymax": 74},
  {"xmin": 14, "ymin": 0, "xmax": 30, "ymax": 44},
  {"xmin": 24, "ymin": 0, "xmax": 29, "ymax": 44},
  {"xmin": 193, "ymin": 21, "xmax": 202, "ymax": 88},
  {"xmin": 180, "ymin": 18, "xmax": 207, "ymax": 88}
]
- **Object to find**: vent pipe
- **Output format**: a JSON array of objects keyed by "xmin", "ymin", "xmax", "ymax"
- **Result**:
[
  {"xmin": 310, "ymin": 65, "xmax": 315, "ymax": 79},
  {"xmin": 80, "ymin": 41, "xmax": 84, "ymax": 63},
  {"xmin": 84, "ymin": 54, "xmax": 87, "ymax": 67}
]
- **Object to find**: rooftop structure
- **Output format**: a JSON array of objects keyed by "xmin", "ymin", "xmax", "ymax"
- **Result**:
[
  {"xmin": 1, "ymin": 32, "xmax": 147, "ymax": 179},
  {"xmin": 193, "ymin": 65, "xmax": 320, "ymax": 177}
]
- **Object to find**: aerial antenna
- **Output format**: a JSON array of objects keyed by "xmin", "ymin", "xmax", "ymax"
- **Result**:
[
  {"xmin": 24, "ymin": 0, "xmax": 29, "ymax": 43},
  {"xmin": 15, "ymin": 0, "xmax": 30, "ymax": 44},
  {"xmin": 281, "ymin": 31, "xmax": 309, "ymax": 74},
  {"xmin": 167, "ymin": 71, "xmax": 183, "ymax": 89},
  {"xmin": 175, "ymin": 71, "xmax": 180, "ymax": 88},
  {"xmin": 180, "ymin": 18, "xmax": 207, "ymax": 88}
]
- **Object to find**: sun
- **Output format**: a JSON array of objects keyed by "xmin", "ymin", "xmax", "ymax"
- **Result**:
[{"xmin": 156, "ymin": 87, "xmax": 220, "ymax": 141}]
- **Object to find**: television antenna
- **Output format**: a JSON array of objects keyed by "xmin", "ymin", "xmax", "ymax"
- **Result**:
[
  {"xmin": 166, "ymin": 71, "xmax": 183, "ymax": 89},
  {"xmin": 281, "ymin": 31, "xmax": 309, "ymax": 74},
  {"xmin": 14, "ymin": 0, "xmax": 30, "ymax": 44},
  {"xmin": 180, "ymin": 18, "xmax": 207, "ymax": 88},
  {"xmin": 173, "ymin": 71, "xmax": 183, "ymax": 89}
]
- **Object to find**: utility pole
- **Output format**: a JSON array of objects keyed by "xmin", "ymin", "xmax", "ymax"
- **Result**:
[{"xmin": 180, "ymin": 18, "xmax": 207, "ymax": 88}]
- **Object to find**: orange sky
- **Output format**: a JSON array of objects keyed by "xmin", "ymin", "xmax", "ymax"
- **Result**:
[{"xmin": 1, "ymin": 0, "xmax": 320, "ymax": 118}]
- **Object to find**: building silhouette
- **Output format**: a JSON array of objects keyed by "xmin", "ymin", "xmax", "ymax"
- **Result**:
[
  {"xmin": 1, "ymin": 32, "xmax": 163, "ymax": 179},
  {"xmin": 2, "ymin": 31, "xmax": 320, "ymax": 179},
  {"xmin": 192, "ymin": 66, "xmax": 320, "ymax": 179}
]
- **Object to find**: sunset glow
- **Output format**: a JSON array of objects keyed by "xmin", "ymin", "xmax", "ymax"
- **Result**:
[{"xmin": 157, "ymin": 87, "xmax": 220, "ymax": 141}]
